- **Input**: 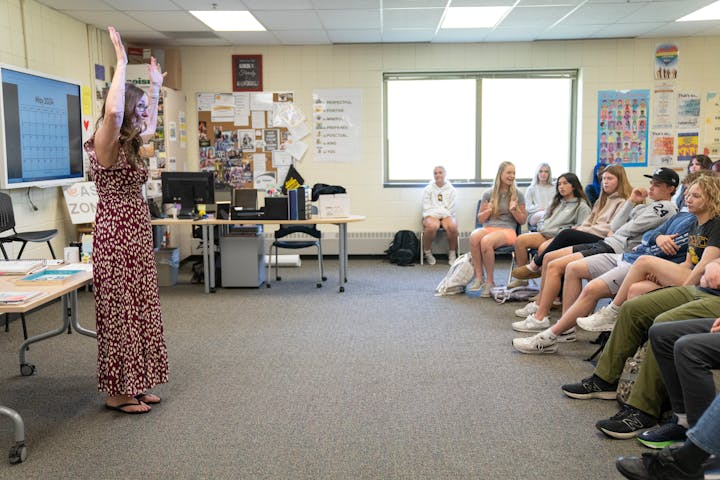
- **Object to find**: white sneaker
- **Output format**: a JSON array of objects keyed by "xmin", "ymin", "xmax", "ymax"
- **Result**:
[
  {"xmin": 557, "ymin": 327, "xmax": 577, "ymax": 343},
  {"xmin": 577, "ymin": 305, "xmax": 618, "ymax": 331},
  {"xmin": 512, "ymin": 314, "xmax": 551, "ymax": 333},
  {"xmin": 424, "ymin": 251, "xmax": 436, "ymax": 265},
  {"xmin": 512, "ymin": 330, "xmax": 558, "ymax": 354},
  {"xmin": 507, "ymin": 278, "xmax": 529, "ymax": 289},
  {"xmin": 467, "ymin": 278, "xmax": 485, "ymax": 292},
  {"xmin": 515, "ymin": 301, "xmax": 538, "ymax": 318},
  {"xmin": 448, "ymin": 251, "xmax": 457, "ymax": 265}
]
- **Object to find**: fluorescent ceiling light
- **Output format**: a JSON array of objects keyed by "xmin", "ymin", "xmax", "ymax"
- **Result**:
[
  {"xmin": 677, "ymin": 0, "xmax": 720, "ymax": 21},
  {"xmin": 190, "ymin": 10, "xmax": 265, "ymax": 31},
  {"xmin": 441, "ymin": 6, "xmax": 512, "ymax": 29}
]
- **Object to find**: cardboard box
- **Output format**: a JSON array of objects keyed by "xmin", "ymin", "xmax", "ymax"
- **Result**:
[
  {"xmin": 126, "ymin": 47, "xmax": 181, "ymax": 90},
  {"xmin": 317, "ymin": 194, "xmax": 350, "ymax": 218}
]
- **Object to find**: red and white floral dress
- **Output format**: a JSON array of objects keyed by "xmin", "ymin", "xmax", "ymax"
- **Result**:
[{"xmin": 84, "ymin": 137, "xmax": 168, "ymax": 396}]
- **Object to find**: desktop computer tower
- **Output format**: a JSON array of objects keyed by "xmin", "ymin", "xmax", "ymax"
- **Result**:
[{"xmin": 219, "ymin": 227, "xmax": 266, "ymax": 287}]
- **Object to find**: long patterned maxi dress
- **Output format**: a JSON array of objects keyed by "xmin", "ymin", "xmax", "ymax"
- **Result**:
[{"xmin": 84, "ymin": 137, "xmax": 169, "ymax": 396}]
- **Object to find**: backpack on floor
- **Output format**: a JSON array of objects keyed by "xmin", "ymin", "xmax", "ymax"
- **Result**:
[
  {"xmin": 490, "ymin": 284, "xmax": 540, "ymax": 304},
  {"xmin": 385, "ymin": 230, "xmax": 419, "ymax": 266},
  {"xmin": 616, "ymin": 344, "xmax": 647, "ymax": 404},
  {"xmin": 435, "ymin": 253, "xmax": 474, "ymax": 296}
]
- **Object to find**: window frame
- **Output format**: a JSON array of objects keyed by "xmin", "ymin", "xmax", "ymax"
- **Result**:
[{"xmin": 382, "ymin": 69, "xmax": 579, "ymax": 188}]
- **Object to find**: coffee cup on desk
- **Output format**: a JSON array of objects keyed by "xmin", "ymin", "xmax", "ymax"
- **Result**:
[{"xmin": 63, "ymin": 246, "xmax": 80, "ymax": 264}]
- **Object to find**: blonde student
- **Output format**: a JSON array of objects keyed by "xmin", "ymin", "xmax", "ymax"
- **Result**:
[
  {"xmin": 525, "ymin": 162, "xmax": 555, "ymax": 228},
  {"xmin": 467, "ymin": 161, "xmax": 527, "ymax": 297},
  {"xmin": 422, "ymin": 166, "xmax": 458, "ymax": 265}
]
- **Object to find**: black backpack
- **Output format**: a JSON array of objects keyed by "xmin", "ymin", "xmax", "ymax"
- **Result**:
[{"xmin": 385, "ymin": 230, "xmax": 419, "ymax": 266}]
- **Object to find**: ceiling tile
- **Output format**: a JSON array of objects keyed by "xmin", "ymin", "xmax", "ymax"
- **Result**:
[
  {"xmin": 589, "ymin": 22, "xmax": 665, "ymax": 38},
  {"xmin": 101, "ymin": 0, "xmax": 180, "ymax": 9},
  {"xmin": 382, "ymin": 28, "xmax": 436, "ymax": 42},
  {"xmin": 242, "ymin": 0, "xmax": 314, "ymax": 8},
  {"xmin": 317, "ymin": 9, "xmax": 381, "ymax": 29},
  {"xmin": 449, "ymin": 0, "xmax": 517, "ymax": 6},
  {"xmin": 169, "ymin": 0, "xmax": 251, "ymax": 9},
  {"xmin": 618, "ymin": 0, "xmax": 716, "ymax": 23},
  {"xmin": 63, "ymin": 10, "xmax": 150, "ymax": 31},
  {"xmin": 432, "ymin": 29, "xmax": 491, "ymax": 42},
  {"xmin": 214, "ymin": 31, "xmax": 281, "ymax": 44},
  {"xmin": 535, "ymin": 24, "xmax": 604, "ymax": 40},
  {"xmin": 560, "ymin": 3, "xmax": 646, "ymax": 25},
  {"xmin": 35, "ymin": 0, "xmax": 112, "ymax": 9},
  {"xmin": 484, "ymin": 26, "xmax": 545, "ymax": 41},
  {"xmin": 124, "ymin": 11, "xmax": 210, "ymax": 31},
  {"xmin": 273, "ymin": 30, "xmax": 331, "ymax": 44},
  {"xmin": 383, "ymin": 8, "xmax": 444, "ymax": 29},
  {"xmin": 252, "ymin": 10, "xmax": 324, "ymax": 30},
  {"xmin": 311, "ymin": 0, "xmax": 380, "ymax": 9},
  {"xmin": 501, "ymin": 5, "xmax": 577, "ymax": 27},
  {"xmin": 383, "ymin": 0, "xmax": 447, "ymax": 7},
  {"xmin": 327, "ymin": 29, "xmax": 382, "ymax": 43}
]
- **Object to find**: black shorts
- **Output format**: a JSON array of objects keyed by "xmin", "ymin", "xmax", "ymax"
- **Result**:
[{"xmin": 572, "ymin": 241, "xmax": 614, "ymax": 257}]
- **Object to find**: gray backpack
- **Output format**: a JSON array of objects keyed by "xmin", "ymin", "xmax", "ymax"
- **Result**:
[
  {"xmin": 490, "ymin": 284, "xmax": 540, "ymax": 303},
  {"xmin": 435, "ymin": 253, "xmax": 474, "ymax": 296}
]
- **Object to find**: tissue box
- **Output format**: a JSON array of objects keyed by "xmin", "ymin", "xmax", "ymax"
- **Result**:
[{"xmin": 317, "ymin": 194, "xmax": 350, "ymax": 218}]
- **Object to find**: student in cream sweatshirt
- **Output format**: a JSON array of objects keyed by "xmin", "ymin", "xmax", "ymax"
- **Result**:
[{"xmin": 422, "ymin": 166, "xmax": 458, "ymax": 265}]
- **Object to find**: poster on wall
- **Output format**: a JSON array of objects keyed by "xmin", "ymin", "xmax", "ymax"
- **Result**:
[
  {"xmin": 677, "ymin": 92, "xmax": 701, "ymax": 130},
  {"xmin": 650, "ymin": 130, "xmax": 674, "ymax": 166},
  {"xmin": 677, "ymin": 131, "xmax": 699, "ymax": 162},
  {"xmin": 597, "ymin": 89, "xmax": 649, "ymax": 167},
  {"xmin": 702, "ymin": 92, "xmax": 720, "ymax": 156},
  {"xmin": 654, "ymin": 43, "xmax": 679, "ymax": 80},
  {"xmin": 312, "ymin": 89, "xmax": 363, "ymax": 163},
  {"xmin": 652, "ymin": 83, "xmax": 675, "ymax": 130}
]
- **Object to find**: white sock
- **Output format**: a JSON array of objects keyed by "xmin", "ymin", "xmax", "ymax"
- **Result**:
[
  {"xmin": 608, "ymin": 302, "xmax": 620, "ymax": 313},
  {"xmin": 676, "ymin": 413, "xmax": 689, "ymax": 428},
  {"xmin": 527, "ymin": 263, "xmax": 539, "ymax": 272},
  {"xmin": 543, "ymin": 328, "xmax": 557, "ymax": 339},
  {"xmin": 424, "ymin": 249, "xmax": 432, "ymax": 255}
]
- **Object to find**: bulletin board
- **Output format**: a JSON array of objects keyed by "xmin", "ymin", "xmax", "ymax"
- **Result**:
[{"xmin": 196, "ymin": 91, "xmax": 304, "ymax": 192}]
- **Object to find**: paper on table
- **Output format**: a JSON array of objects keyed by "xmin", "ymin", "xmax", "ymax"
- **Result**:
[{"xmin": 59, "ymin": 263, "xmax": 93, "ymax": 272}]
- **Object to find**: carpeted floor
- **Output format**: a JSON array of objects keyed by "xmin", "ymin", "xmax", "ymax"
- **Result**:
[{"xmin": 0, "ymin": 257, "xmax": 647, "ymax": 478}]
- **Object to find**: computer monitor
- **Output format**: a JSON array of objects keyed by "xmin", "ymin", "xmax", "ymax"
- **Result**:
[{"xmin": 161, "ymin": 171, "xmax": 215, "ymax": 218}]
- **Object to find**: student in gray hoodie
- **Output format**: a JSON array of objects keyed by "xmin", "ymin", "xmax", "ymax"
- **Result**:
[{"xmin": 510, "ymin": 172, "xmax": 591, "ymax": 288}]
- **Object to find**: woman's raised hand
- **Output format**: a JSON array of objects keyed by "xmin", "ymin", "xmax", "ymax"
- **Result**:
[
  {"xmin": 108, "ymin": 26, "xmax": 127, "ymax": 65},
  {"xmin": 148, "ymin": 56, "xmax": 167, "ymax": 86}
]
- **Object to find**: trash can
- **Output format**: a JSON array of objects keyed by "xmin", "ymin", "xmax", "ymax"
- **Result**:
[{"xmin": 155, "ymin": 247, "xmax": 179, "ymax": 286}]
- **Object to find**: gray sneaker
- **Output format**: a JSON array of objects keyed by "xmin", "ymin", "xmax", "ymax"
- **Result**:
[
  {"xmin": 512, "ymin": 314, "xmax": 550, "ymax": 332},
  {"xmin": 577, "ymin": 304, "xmax": 618, "ymax": 331}
]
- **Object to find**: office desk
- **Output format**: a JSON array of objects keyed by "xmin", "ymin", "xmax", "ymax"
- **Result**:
[
  {"xmin": 0, "ymin": 269, "xmax": 94, "ymax": 464},
  {"xmin": 153, "ymin": 216, "xmax": 366, "ymax": 293}
]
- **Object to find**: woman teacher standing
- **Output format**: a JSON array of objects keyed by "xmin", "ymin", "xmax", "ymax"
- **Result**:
[{"xmin": 84, "ymin": 27, "xmax": 169, "ymax": 414}]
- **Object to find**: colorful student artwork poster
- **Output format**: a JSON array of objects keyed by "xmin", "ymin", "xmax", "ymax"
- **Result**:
[
  {"xmin": 677, "ymin": 132, "xmax": 699, "ymax": 162},
  {"xmin": 597, "ymin": 90, "xmax": 649, "ymax": 167},
  {"xmin": 654, "ymin": 43, "xmax": 679, "ymax": 80},
  {"xmin": 650, "ymin": 130, "xmax": 674, "ymax": 166},
  {"xmin": 677, "ymin": 92, "xmax": 701, "ymax": 130},
  {"xmin": 703, "ymin": 92, "xmax": 720, "ymax": 155}
]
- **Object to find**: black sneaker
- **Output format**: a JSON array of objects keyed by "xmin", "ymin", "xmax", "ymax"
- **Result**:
[
  {"xmin": 636, "ymin": 419, "xmax": 687, "ymax": 449},
  {"xmin": 616, "ymin": 447, "xmax": 704, "ymax": 480},
  {"xmin": 561, "ymin": 374, "xmax": 617, "ymax": 400},
  {"xmin": 597, "ymin": 405, "xmax": 657, "ymax": 439}
]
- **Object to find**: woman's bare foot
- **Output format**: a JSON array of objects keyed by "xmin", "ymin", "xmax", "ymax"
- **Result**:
[
  {"xmin": 135, "ymin": 392, "xmax": 161, "ymax": 404},
  {"xmin": 106, "ymin": 394, "xmax": 151, "ymax": 414}
]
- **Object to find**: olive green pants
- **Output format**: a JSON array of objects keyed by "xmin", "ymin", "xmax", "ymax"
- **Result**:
[{"xmin": 594, "ymin": 286, "xmax": 720, "ymax": 417}]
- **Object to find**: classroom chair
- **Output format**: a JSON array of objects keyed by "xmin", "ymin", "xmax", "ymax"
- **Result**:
[
  {"xmin": 0, "ymin": 192, "xmax": 58, "ymax": 260},
  {"xmin": 266, "ymin": 224, "xmax": 326, "ymax": 288}
]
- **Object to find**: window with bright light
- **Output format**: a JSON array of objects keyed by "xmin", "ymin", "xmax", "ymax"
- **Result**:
[{"xmin": 384, "ymin": 71, "xmax": 577, "ymax": 185}]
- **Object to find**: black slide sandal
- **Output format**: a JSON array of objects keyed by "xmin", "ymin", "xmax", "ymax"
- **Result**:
[{"xmin": 105, "ymin": 400, "xmax": 150, "ymax": 414}]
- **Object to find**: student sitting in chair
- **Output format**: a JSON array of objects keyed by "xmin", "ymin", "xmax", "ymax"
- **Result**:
[
  {"xmin": 422, "ymin": 165, "xmax": 458, "ymax": 265},
  {"xmin": 525, "ymin": 162, "xmax": 555, "ymax": 229},
  {"xmin": 467, "ymin": 161, "xmax": 526, "ymax": 297}
]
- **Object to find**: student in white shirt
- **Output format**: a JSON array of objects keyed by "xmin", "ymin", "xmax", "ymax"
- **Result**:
[{"xmin": 422, "ymin": 166, "xmax": 458, "ymax": 265}]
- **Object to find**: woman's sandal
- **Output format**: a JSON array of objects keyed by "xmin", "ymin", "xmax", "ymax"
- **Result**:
[
  {"xmin": 105, "ymin": 398, "xmax": 150, "ymax": 415},
  {"xmin": 135, "ymin": 393, "xmax": 161, "ymax": 404}
]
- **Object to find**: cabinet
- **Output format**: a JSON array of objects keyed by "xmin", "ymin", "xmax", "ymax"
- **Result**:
[{"xmin": 220, "ymin": 227, "xmax": 266, "ymax": 287}]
